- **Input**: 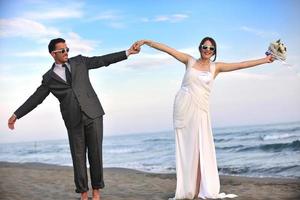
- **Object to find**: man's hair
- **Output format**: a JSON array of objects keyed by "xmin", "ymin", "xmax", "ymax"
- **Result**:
[{"xmin": 48, "ymin": 38, "xmax": 66, "ymax": 53}]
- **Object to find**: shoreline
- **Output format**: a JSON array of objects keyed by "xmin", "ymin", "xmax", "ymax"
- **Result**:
[
  {"xmin": 1, "ymin": 161, "xmax": 300, "ymax": 200},
  {"xmin": 1, "ymin": 161, "xmax": 299, "ymax": 180}
]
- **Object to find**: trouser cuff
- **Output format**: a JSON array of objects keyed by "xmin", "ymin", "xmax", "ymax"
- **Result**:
[
  {"xmin": 75, "ymin": 188, "xmax": 89, "ymax": 193},
  {"xmin": 92, "ymin": 182, "xmax": 105, "ymax": 189}
]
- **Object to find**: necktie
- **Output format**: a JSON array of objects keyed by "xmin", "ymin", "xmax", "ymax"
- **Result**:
[{"xmin": 62, "ymin": 64, "xmax": 72, "ymax": 84}]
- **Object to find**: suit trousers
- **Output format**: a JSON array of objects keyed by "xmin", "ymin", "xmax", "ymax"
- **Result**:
[{"xmin": 67, "ymin": 112, "xmax": 104, "ymax": 193}]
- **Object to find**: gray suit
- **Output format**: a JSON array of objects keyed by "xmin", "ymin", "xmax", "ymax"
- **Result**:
[{"xmin": 14, "ymin": 51, "xmax": 127, "ymax": 192}]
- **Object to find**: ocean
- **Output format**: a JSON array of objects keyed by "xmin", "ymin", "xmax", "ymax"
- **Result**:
[{"xmin": 0, "ymin": 121, "xmax": 299, "ymax": 179}]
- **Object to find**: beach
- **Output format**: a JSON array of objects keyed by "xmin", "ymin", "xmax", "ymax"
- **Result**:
[{"xmin": 0, "ymin": 162, "xmax": 299, "ymax": 200}]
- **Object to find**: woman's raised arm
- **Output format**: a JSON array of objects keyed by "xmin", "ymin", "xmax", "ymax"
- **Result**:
[
  {"xmin": 215, "ymin": 55, "xmax": 274, "ymax": 76},
  {"xmin": 138, "ymin": 40, "xmax": 191, "ymax": 65}
]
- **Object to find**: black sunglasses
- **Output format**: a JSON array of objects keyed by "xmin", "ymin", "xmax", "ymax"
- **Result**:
[{"xmin": 53, "ymin": 47, "xmax": 70, "ymax": 54}]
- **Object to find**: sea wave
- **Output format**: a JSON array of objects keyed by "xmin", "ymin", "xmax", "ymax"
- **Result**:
[
  {"xmin": 260, "ymin": 133, "xmax": 299, "ymax": 141},
  {"xmin": 219, "ymin": 165, "xmax": 300, "ymax": 178},
  {"xmin": 216, "ymin": 126, "xmax": 300, "ymax": 137},
  {"xmin": 238, "ymin": 140, "xmax": 300, "ymax": 152},
  {"xmin": 143, "ymin": 138, "xmax": 173, "ymax": 143},
  {"xmin": 254, "ymin": 165, "xmax": 300, "ymax": 173},
  {"xmin": 105, "ymin": 147, "xmax": 144, "ymax": 154},
  {"xmin": 216, "ymin": 145, "xmax": 244, "ymax": 150},
  {"xmin": 218, "ymin": 166, "xmax": 250, "ymax": 174}
]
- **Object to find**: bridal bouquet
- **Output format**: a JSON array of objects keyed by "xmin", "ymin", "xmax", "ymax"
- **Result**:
[
  {"xmin": 265, "ymin": 39, "xmax": 300, "ymax": 77},
  {"xmin": 265, "ymin": 39, "xmax": 287, "ymax": 61}
]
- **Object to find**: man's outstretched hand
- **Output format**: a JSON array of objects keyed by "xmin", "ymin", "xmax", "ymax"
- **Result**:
[{"xmin": 8, "ymin": 114, "xmax": 17, "ymax": 130}]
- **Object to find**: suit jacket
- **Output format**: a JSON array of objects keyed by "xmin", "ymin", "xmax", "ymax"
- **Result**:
[{"xmin": 14, "ymin": 51, "xmax": 127, "ymax": 128}]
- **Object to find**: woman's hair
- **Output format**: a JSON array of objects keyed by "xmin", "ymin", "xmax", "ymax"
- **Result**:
[{"xmin": 198, "ymin": 37, "xmax": 217, "ymax": 61}]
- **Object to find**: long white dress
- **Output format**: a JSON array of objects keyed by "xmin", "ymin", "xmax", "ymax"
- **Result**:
[{"xmin": 173, "ymin": 57, "xmax": 237, "ymax": 199}]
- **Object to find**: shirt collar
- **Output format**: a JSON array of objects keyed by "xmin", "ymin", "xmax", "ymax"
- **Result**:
[
  {"xmin": 55, "ymin": 62, "xmax": 69, "ymax": 67},
  {"xmin": 54, "ymin": 62, "xmax": 71, "ymax": 71}
]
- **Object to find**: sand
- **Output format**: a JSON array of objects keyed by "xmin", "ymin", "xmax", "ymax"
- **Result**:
[{"xmin": 0, "ymin": 162, "xmax": 299, "ymax": 200}]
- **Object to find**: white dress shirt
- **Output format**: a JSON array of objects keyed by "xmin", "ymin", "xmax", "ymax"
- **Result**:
[{"xmin": 53, "ymin": 63, "xmax": 71, "ymax": 82}]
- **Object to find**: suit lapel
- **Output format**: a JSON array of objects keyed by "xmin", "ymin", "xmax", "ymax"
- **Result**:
[
  {"xmin": 50, "ymin": 63, "xmax": 69, "ymax": 85},
  {"xmin": 69, "ymin": 58, "xmax": 76, "ymax": 82}
]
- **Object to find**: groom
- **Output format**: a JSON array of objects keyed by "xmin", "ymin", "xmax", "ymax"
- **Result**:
[{"xmin": 7, "ymin": 38, "xmax": 140, "ymax": 200}]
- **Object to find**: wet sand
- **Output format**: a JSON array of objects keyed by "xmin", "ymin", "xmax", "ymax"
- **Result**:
[{"xmin": 0, "ymin": 162, "xmax": 299, "ymax": 200}]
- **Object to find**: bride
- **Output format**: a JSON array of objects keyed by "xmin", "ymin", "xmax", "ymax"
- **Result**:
[{"xmin": 137, "ymin": 37, "xmax": 274, "ymax": 199}]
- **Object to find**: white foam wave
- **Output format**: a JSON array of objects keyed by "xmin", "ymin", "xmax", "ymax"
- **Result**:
[{"xmin": 261, "ymin": 133, "xmax": 298, "ymax": 141}]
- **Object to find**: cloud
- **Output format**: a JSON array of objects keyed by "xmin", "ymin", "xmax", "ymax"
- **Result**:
[
  {"xmin": 2, "ymin": 31, "xmax": 98, "ymax": 57},
  {"xmin": 211, "ymin": 70, "xmax": 300, "ymax": 127},
  {"xmin": 24, "ymin": 9, "xmax": 82, "ymax": 20},
  {"xmin": 13, "ymin": 50, "xmax": 49, "ymax": 58},
  {"xmin": 240, "ymin": 26, "xmax": 280, "ymax": 38},
  {"xmin": 123, "ymin": 53, "xmax": 175, "ymax": 70},
  {"xmin": 107, "ymin": 22, "xmax": 126, "ymax": 29},
  {"xmin": 218, "ymin": 71, "xmax": 271, "ymax": 81},
  {"xmin": 142, "ymin": 14, "xmax": 189, "ymax": 23},
  {"xmin": 22, "ymin": 1, "xmax": 84, "ymax": 20},
  {"xmin": 121, "ymin": 46, "xmax": 201, "ymax": 70},
  {"xmin": 88, "ymin": 11, "xmax": 122, "ymax": 21},
  {"xmin": 66, "ymin": 32, "xmax": 98, "ymax": 55},
  {"xmin": 0, "ymin": 18, "xmax": 61, "ymax": 39},
  {"xmin": 86, "ymin": 11, "xmax": 126, "ymax": 29}
]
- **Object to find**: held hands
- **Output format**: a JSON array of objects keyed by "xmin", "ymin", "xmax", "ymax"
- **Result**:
[
  {"xmin": 127, "ymin": 40, "xmax": 150, "ymax": 56},
  {"xmin": 127, "ymin": 41, "xmax": 142, "ymax": 55},
  {"xmin": 8, "ymin": 114, "xmax": 17, "ymax": 130}
]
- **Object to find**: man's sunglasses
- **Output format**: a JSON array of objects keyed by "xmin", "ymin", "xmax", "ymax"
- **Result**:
[
  {"xmin": 53, "ymin": 47, "xmax": 70, "ymax": 54},
  {"xmin": 201, "ymin": 45, "xmax": 215, "ymax": 51}
]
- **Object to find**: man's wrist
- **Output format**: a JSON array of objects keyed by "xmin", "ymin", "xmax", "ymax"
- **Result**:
[{"xmin": 126, "ymin": 50, "xmax": 130, "ymax": 57}]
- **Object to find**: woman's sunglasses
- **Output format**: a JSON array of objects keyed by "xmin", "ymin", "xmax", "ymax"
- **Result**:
[
  {"xmin": 53, "ymin": 47, "xmax": 70, "ymax": 54},
  {"xmin": 201, "ymin": 45, "xmax": 215, "ymax": 51}
]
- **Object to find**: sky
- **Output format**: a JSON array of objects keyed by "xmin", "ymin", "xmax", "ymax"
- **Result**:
[{"xmin": 0, "ymin": 0, "xmax": 300, "ymax": 143}]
